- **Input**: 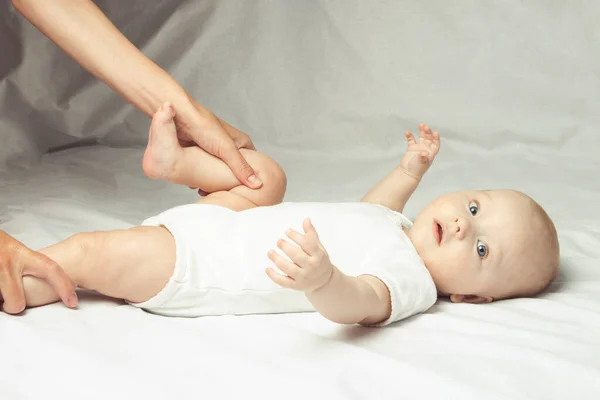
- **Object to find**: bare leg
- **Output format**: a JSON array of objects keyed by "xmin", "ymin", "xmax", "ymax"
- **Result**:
[
  {"xmin": 21, "ymin": 103, "xmax": 288, "ymax": 308},
  {"xmin": 22, "ymin": 226, "xmax": 175, "ymax": 308}
]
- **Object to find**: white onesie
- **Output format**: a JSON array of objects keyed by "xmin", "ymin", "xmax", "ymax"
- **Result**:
[{"xmin": 130, "ymin": 202, "xmax": 437, "ymax": 326}]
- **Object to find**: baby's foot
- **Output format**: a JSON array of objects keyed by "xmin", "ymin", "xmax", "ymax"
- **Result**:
[{"xmin": 142, "ymin": 102, "xmax": 184, "ymax": 180}]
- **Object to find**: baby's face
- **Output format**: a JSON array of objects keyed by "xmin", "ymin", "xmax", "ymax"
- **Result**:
[{"xmin": 407, "ymin": 190, "xmax": 539, "ymax": 301}]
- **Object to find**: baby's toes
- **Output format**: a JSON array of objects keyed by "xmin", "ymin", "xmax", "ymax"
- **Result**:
[{"xmin": 153, "ymin": 102, "xmax": 176, "ymax": 125}]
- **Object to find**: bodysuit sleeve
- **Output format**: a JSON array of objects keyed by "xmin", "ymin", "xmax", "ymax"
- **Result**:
[{"xmin": 357, "ymin": 243, "xmax": 438, "ymax": 326}]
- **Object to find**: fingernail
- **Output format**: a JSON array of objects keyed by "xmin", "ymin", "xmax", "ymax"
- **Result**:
[
  {"xmin": 68, "ymin": 293, "xmax": 78, "ymax": 307},
  {"xmin": 248, "ymin": 175, "xmax": 262, "ymax": 187}
]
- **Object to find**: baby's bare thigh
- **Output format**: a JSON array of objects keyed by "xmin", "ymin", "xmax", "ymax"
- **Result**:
[
  {"xmin": 23, "ymin": 225, "xmax": 177, "ymax": 307},
  {"xmin": 80, "ymin": 225, "xmax": 176, "ymax": 303},
  {"xmin": 195, "ymin": 191, "xmax": 258, "ymax": 211}
]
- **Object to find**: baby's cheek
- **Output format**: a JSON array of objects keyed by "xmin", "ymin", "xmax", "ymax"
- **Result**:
[
  {"xmin": 429, "ymin": 248, "xmax": 471, "ymax": 292},
  {"xmin": 425, "ymin": 257, "xmax": 454, "ymax": 290}
]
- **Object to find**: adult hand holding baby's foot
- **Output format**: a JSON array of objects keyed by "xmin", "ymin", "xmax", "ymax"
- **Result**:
[
  {"xmin": 173, "ymin": 104, "xmax": 262, "ymax": 190},
  {"xmin": 401, "ymin": 123, "xmax": 440, "ymax": 180}
]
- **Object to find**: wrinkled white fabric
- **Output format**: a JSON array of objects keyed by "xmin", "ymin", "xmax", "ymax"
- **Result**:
[
  {"xmin": 1, "ymin": 0, "xmax": 599, "ymax": 399},
  {"xmin": 131, "ymin": 202, "xmax": 437, "ymax": 326}
]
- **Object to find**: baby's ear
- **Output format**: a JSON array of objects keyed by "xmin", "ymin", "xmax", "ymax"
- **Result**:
[{"xmin": 450, "ymin": 294, "xmax": 493, "ymax": 304}]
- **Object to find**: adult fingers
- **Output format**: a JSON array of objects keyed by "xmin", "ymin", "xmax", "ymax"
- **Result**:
[
  {"xmin": 239, "ymin": 138, "xmax": 257, "ymax": 151},
  {"xmin": 219, "ymin": 144, "xmax": 262, "ymax": 190},
  {"xmin": 232, "ymin": 131, "xmax": 257, "ymax": 151},
  {"xmin": 0, "ymin": 270, "xmax": 26, "ymax": 314},
  {"xmin": 176, "ymin": 112, "xmax": 261, "ymax": 189},
  {"xmin": 21, "ymin": 249, "xmax": 78, "ymax": 308}
]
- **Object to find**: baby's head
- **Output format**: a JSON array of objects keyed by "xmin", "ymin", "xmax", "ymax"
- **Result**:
[{"xmin": 407, "ymin": 189, "xmax": 559, "ymax": 303}]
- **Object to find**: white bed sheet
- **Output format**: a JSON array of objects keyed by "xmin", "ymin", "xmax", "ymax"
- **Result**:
[
  {"xmin": 1, "ymin": 0, "xmax": 600, "ymax": 398},
  {"xmin": 1, "ymin": 143, "xmax": 599, "ymax": 400}
]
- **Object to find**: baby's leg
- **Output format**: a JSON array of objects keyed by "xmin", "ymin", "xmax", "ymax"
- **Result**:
[
  {"xmin": 142, "ymin": 103, "xmax": 287, "ymax": 209},
  {"xmin": 22, "ymin": 226, "xmax": 175, "ymax": 307}
]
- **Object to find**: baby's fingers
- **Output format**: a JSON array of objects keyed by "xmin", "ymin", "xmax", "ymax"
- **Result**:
[
  {"xmin": 265, "ymin": 267, "xmax": 296, "ymax": 289},
  {"xmin": 432, "ymin": 131, "xmax": 440, "ymax": 151},
  {"xmin": 277, "ymin": 238, "xmax": 308, "ymax": 267},
  {"xmin": 302, "ymin": 218, "xmax": 319, "ymax": 238},
  {"xmin": 286, "ymin": 220, "xmax": 320, "ymax": 256},
  {"xmin": 418, "ymin": 123, "xmax": 428, "ymax": 139},
  {"xmin": 421, "ymin": 123, "xmax": 435, "ymax": 142},
  {"xmin": 268, "ymin": 250, "xmax": 299, "ymax": 278},
  {"xmin": 405, "ymin": 130, "xmax": 417, "ymax": 146}
]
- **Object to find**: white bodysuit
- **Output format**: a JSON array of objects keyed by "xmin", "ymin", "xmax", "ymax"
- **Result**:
[{"xmin": 130, "ymin": 202, "xmax": 437, "ymax": 326}]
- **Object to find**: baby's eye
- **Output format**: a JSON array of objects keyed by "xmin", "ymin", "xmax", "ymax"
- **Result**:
[
  {"xmin": 469, "ymin": 201, "xmax": 479, "ymax": 216},
  {"xmin": 476, "ymin": 240, "xmax": 488, "ymax": 258}
]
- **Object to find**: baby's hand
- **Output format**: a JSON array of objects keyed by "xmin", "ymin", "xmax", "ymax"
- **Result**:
[
  {"xmin": 266, "ymin": 218, "xmax": 333, "ymax": 293},
  {"xmin": 400, "ymin": 123, "xmax": 440, "ymax": 180}
]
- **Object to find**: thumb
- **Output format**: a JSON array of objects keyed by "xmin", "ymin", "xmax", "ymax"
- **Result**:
[{"xmin": 220, "ymin": 146, "xmax": 263, "ymax": 189}]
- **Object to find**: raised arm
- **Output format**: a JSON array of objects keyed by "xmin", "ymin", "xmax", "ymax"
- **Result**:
[
  {"xmin": 361, "ymin": 123, "xmax": 440, "ymax": 213},
  {"xmin": 11, "ymin": 0, "xmax": 261, "ymax": 189}
]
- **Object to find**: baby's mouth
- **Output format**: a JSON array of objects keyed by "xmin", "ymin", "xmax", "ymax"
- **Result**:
[{"xmin": 433, "ymin": 219, "xmax": 443, "ymax": 245}]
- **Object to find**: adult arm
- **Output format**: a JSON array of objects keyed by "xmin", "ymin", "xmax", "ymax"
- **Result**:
[{"xmin": 12, "ymin": 0, "xmax": 261, "ymax": 188}]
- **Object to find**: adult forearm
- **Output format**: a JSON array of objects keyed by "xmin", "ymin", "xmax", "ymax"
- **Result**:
[
  {"xmin": 12, "ymin": 0, "xmax": 206, "ymax": 121},
  {"xmin": 13, "ymin": 0, "xmax": 261, "ymax": 187},
  {"xmin": 360, "ymin": 166, "xmax": 420, "ymax": 213},
  {"xmin": 305, "ymin": 267, "xmax": 383, "ymax": 325}
]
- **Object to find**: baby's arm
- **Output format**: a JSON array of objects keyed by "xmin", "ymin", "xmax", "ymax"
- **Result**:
[
  {"xmin": 307, "ymin": 269, "xmax": 391, "ymax": 325},
  {"xmin": 266, "ymin": 219, "xmax": 390, "ymax": 325},
  {"xmin": 361, "ymin": 123, "xmax": 440, "ymax": 213}
]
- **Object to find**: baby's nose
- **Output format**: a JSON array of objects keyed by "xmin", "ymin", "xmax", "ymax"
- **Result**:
[{"xmin": 453, "ymin": 217, "xmax": 470, "ymax": 240}]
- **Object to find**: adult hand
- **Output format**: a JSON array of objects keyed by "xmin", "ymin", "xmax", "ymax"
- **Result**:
[
  {"xmin": 12, "ymin": 0, "xmax": 262, "ymax": 190},
  {"xmin": 182, "ymin": 114, "xmax": 258, "ymax": 196},
  {"xmin": 219, "ymin": 118, "xmax": 257, "ymax": 152},
  {"xmin": 0, "ymin": 231, "xmax": 78, "ymax": 314},
  {"xmin": 175, "ymin": 101, "xmax": 261, "ymax": 189}
]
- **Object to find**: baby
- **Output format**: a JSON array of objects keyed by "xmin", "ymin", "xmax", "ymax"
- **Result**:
[{"xmin": 13, "ymin": 103, "xmax": 560, "ymax": 326}]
